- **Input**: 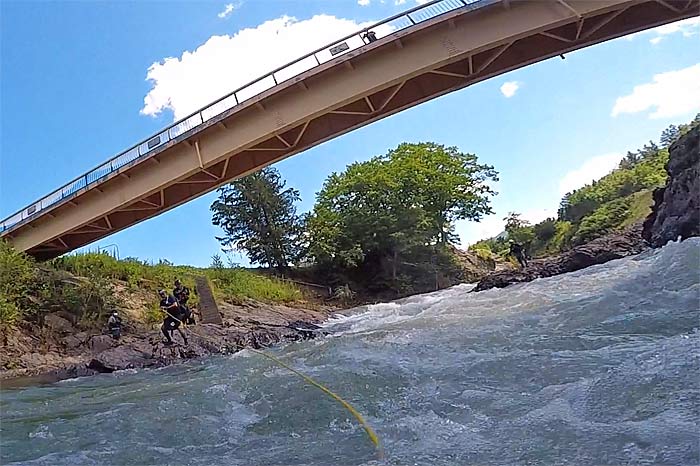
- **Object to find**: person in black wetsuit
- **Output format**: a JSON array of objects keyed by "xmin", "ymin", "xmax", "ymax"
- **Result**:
[
  {"xmin": 159, "ymin": 289, "xmax": 188, "ymax": 345},
  {"xmin": 173, "ymin": 279, "xmax": 195, "ymax": 325},
  {"xmin": 509, "ymin": 241, "xmax": 528, "ymax": 268}
]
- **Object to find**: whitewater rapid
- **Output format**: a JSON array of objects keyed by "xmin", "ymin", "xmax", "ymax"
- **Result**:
[{"xmin": 2, "ymin": 239, "xmax": 699, "ymax": 465}]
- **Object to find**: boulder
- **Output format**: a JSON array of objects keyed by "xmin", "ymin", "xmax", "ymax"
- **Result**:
[
  {"xmin": 643, "ymin": 126, "xmax": 700, "ymax": 247},
  {"xmin": 44, "ymin": 314, "xmax": 75, "ymax": 334},
  {"xmin": 88, "ymin": 335, "xmax": 115, "ymax": 353},
  {"xmin": 61, "ymin": 335, "xmax": 83, "ymax": 349},
  {"xmin": 88, "ymin": 347, "xmax": 152, "ymax": 373},
  {"xmin": 473, "ymin": 223, "xmax": 647, "ymax": 292}
]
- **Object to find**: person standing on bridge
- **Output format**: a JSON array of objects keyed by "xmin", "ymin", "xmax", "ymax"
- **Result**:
[{"xmin": 158, "ymin": 289, "xmax": 188, "ymax": 346}]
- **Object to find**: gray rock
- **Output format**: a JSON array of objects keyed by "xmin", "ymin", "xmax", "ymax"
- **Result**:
[
  {"xmin": 88, "ymin": 335, "xmax": 115, "ymax": 353},
  {"xmin": 20, "ymin": 353, "xmax": 49, "ymax": 368},
  {"xmin": 62, "ymin": 335, "xmax": 83, "ymax": 349},
  {"xmin": 643, "ymin": 126, "xmax": 700, "ymax": 247},
  {"xmin": 44, "ymin": 314, "xmax": 75, "ymax": 334},
  {"xmin": 89, "ymin": 347, "xmax": 152, "ymax": 373}
]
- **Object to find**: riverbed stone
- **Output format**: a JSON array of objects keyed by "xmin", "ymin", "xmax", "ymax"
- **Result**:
[
  {"xmin": 89, "ymin": 347, "xmax": 152, "ymax": 372},
  {"xmin": 61, "ymin": 335, "xmax": 83, "ymax": 349},
  {"xmin": 89, "ymin": 335, "xmax": 115, "ymax": 353},
  {"xmin": 44, "ymin": 314, "xmax": 75, "ymax": 334}
]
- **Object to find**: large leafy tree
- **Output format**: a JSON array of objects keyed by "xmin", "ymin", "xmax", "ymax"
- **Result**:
[
  {"xmin": 211, "ymin": 167, "xmax": 303, "ymax": 270},
  {"xmin": 307, "ymin": 142, "xmax": 498, "ymax": 280}
]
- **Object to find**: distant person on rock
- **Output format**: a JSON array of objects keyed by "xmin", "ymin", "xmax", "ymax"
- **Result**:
[
  {"xmin": 158, "ymin": 289, "xmax": 188, "ymax": 346},
  {"xmin": 509, "ymin": 241, "xmax": 528, "ymax": 268},
  {"xmin": 107, "ymin": 312, "xmax": 122, "ymax": 340},
  {"xmin": 173, "ymin": 279, "xmax": 195, "ymax": 325}
]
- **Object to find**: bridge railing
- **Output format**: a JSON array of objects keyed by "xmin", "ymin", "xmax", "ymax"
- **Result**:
[{"xmin": 0, "ymin": 0, "xmax": 490, "ymax": 235}]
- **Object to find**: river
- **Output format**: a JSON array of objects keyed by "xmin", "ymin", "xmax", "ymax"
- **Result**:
[{"xmin": 1, "ymin": 239, "xmax": 698, "ymax": 465}]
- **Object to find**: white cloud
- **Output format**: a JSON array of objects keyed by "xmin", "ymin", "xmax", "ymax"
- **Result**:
[
  {"xmin": 455, "ymin": 214, "xmax": 504, "ymax": 246},
  {"xmin": 647, "ymin": 16, "xmax": 700, "ymax": 43},
  {"xmin": 395, "ymin": 0, "xmax": 407, "ymax": 4},
  {"xmin": 141, "ymin": 15, "xmax": 380, "ymax": 121},
  {"xmin": 499, "ymin": 81, "xmax": 520, "ymax": 98},
  {"xmin": 217, "ymin": 2, "xmax": 240, "ymax": 19},
  {"xmin": 520, "ymin": 207, "xmax": 557, "ymax": 224},
  {"xmin": 625, "ymin": 17, "xmax": 700, "ymax": 43},
  {"xmin": 558, "ymin": 153, "xmax": 624, "ymax": 195},
  {"xmin": 358, "ymin": 0, "xmax": 371, "ymax": 5},
  {"xmin": 611, "ymin": 64, "xmax": 700, "ymax": 119},
  {"xmin": 416, "ymin": 0, "xmax": 431, "ymax": 4}
]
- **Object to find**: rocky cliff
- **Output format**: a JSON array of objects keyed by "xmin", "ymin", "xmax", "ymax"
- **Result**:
[{"xmin": 643, "ymin": 126, "xmax": 700, "ymax": 247}]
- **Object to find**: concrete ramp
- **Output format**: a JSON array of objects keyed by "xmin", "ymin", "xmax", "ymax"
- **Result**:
[{"xmin": 195, "ymin": 276, "xmax": 223, "ymax": 325}]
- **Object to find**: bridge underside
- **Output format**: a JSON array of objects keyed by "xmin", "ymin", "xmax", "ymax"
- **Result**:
[{"xmin": 5, "ymin": 0, "xmax": 698, "ymax": 260}]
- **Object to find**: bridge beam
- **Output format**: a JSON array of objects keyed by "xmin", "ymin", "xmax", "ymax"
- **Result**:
[{"xmin": 4, "ymin": 0, "xmax": 698, "ymax": 259}]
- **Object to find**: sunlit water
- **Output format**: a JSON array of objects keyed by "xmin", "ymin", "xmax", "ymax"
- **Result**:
[{"xmin": 2, "ymin": 239, "xmax": 699, "ymax": 465}]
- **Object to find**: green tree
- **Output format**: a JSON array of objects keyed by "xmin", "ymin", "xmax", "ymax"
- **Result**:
[
  {"xmin": 660, "ymin": 125, "xmax": 680, "ymax": 148},
  {"xmin": 210, "ymin": 253, "xmax": 225, "ymax": 269},
  {"xmin": 211, "ymin": 167, "xmax": 303, "ymax": 270},
  {"xmin": 307, "ymin": 142, "xmax": 498, "ymax": 286},
  {"xmin": 533, "ymin": 218, "xmax": 557, "ymax": 242},
  {"xmin": 0, "ymin": 241, "xmax": 36, "ymax": 325},
  {"xmin": 385, "ymin": 143, "xmax": 498, "ymax": 244},
  {"xmin": 503, "ymin": 212, "xmax": 534, "ymax": 245}
]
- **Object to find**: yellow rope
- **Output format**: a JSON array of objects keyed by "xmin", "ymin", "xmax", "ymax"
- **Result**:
[{"xmin": 158, "ymin": 306, "xmax": 383, "ymax": 455}]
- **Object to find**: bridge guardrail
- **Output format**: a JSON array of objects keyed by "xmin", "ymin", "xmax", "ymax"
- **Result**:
[{"xmin": 0, "ymin": 0, "xmax": 489, "ymax": 235}]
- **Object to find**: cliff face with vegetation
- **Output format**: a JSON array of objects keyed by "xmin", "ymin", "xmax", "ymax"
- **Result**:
[
  {"xmin": 474, "ymin": 120, "xmax": 700, "ymax": 292},
  {"xmin": 470, "ymin": 115, "xmax": 699, "ymax": 263},
  {"xmin": 643, "ymin": 126, "xmax": 700, "ymax": 247}
]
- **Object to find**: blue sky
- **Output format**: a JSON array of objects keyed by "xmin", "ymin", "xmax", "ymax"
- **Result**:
[{"xmin": 1, "ymin": 1, "xmax": 699, "ymax": 267}]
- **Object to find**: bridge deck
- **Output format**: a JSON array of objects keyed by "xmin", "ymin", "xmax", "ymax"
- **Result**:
[{"xmin": 2, "ymin": 0, "xmax": 697, "ymax": 259}]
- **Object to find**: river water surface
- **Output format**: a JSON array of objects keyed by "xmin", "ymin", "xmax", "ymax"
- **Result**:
[{"xmin": 2, "ymin": 239, "xmax": 699, "ymax": 465}]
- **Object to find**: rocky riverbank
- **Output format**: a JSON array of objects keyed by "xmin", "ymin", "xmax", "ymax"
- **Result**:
[
  {"xmin": 472, "ymin": 222, "xmax": 648, "ymax": 292},
  {"xmin": 0, "ymin": 297, "xmax": 335, "ymax": 386},
  {"xmin": 474, "ymin": 126, "xmax": 699, "ymax": 293}
]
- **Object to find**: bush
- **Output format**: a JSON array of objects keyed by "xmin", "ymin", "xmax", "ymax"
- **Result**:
[
  {"xmin": 143, "ymin": 302, "xmax": 163, "ymax": 325},
  {"xmin": 507, "ymin": 226, "xmax": 535, "ymax": 246},
  {"xmin": 333, "ymin": 284, "xmax": 356, "ymax": 305},
  {"xmin": 206, "ymin": 268, "xmax": 302, "ymax": 303},
  {"xmin": 470, "ymin": 237, "xmax": 508, "ymax": 256},
  {"xmin": 0, "ymin": 241, "xmax": 36, "ymax": 325},
  {"xmin": 550, "ymin": 221, "xmax": 575, "ymax": 252},
  {"xmin": 472, "ymin": 246, "xmax": 493, "ymax": 262},
  {"xmin": 0, "ymin": 295, "xmax": 21, "ymax": 326},
  {"xmin": 533, "ymin": 218, "xmax": 557, "ymax": 241},
  {"xmin": 573, "ymin": 196, "xmax": 632, "ymax": 244}
]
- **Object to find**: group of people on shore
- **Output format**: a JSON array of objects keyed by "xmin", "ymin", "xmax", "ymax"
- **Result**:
[{"xmin": 105, "ymin": 279, "xmax": 195, "ymax": 346}]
